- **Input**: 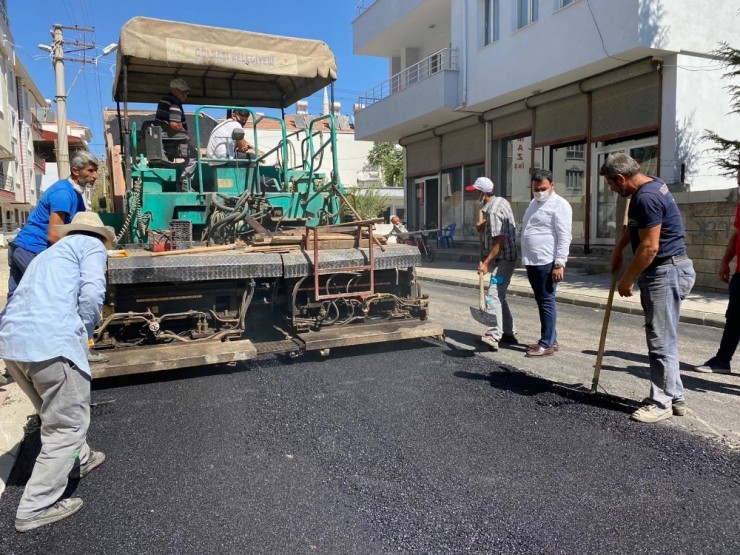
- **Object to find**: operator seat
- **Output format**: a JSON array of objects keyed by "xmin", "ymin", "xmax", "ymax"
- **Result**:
[{"xmin": 139, "ymin": 120, "xmax": 187, "ymax": 167}]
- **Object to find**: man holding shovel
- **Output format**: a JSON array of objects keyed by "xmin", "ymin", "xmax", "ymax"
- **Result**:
[
  {"xmin": 602, "ymin": 153, "xmax": 695, "ymax": 423},
  {"xmin": 468, "ymin": 177, "xmax": 518, "ymax": 351}
]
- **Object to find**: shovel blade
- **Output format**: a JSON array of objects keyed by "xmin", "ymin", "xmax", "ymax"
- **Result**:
[{"xmin": 469, "ymin": 306, "xmax": 497, "ymax": 326}]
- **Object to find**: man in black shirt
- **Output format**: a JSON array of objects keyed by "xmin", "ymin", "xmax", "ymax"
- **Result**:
[{"xmin": 155, "ymin": 78, "xmax": 197, "ymax": 191}]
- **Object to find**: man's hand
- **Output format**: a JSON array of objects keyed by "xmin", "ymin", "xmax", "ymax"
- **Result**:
[
  {"xmin": 719, "ymin": 259, "xmax": 731, "ymax": 283},
  {"xmin": 478, "ymin": 261, "xmax": 489, "ymax": 275},
  {"xmin": 617, "ymin": 275, "xmax": 634, "ymax": 297},
  {"xmin": 552, "ymin": 266, "xmax": 564, "ymax": 283},
  {"xmin": 474, "ymin": 220, "xmax": 486, "ymax": 233}
]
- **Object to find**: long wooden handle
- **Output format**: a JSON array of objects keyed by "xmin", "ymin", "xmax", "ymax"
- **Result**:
[
  {"xmin": 150, "ymin": 244, "xmax": 236, "ymax": 257},
  {"xmin": 591, "ymin": 197, "xmax": 631, "ymax": 392},
  {"xmin": 591, "ymin": 273, "xmax": 617, "ymax": 392},
  {"xmin": 479, "ymin": 273, "xmax": 485, "ymax": 311}
]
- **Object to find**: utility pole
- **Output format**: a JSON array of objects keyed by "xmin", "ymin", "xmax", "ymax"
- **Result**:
[
  {"xmin": 52, "ymin": 24, "xmax": 70, "ymax": 177},
  {"xmin": 39, "ymin": 24, "xmax": 117, "ymax": 178}
]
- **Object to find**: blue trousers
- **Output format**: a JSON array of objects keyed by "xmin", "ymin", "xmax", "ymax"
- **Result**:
[
  {"xmin": 526, "ymin": 263, "xmax": 558, "ymax": 349},
  {"xmin": 7, "ymin": 243, "xmax": 38, "ymax": 302},
  {"xmin": 638, "ymin": 259, "xmax": 695, "ymax": 408}
]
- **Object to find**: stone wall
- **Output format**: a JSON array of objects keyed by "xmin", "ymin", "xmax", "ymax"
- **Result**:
[{"xmin": 674, "ymin": 188, "xmax": 738, "ymax": 292}]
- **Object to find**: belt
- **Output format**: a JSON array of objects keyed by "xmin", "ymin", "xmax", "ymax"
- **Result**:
[{"xmin": 653, "ymin": 253, "xmax": 689, "ymax": 267}]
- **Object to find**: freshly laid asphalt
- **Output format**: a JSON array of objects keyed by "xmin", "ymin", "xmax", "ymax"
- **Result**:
[{"xmin": 1, "ymin": 342, "xmax": 739, "ymax": 554}]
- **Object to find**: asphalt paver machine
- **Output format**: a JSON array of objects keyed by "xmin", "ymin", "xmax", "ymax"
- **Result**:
[{"xmin": 97, "ymin": 17, "xmax": 442, "ymax": 378}]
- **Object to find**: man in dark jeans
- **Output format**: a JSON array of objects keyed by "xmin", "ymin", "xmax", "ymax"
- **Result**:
[
  {"xmin": 604, "ymin": 153, "xmax": 696, "ymax": 423},
  {"xmin": 696, "ymin": 171, "xmax": 740, "ymax": 374}
]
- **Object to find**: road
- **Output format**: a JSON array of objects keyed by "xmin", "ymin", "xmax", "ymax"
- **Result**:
[{"xmin": 0, "ymin": 281, "xmax": 738, "ymax": 554}]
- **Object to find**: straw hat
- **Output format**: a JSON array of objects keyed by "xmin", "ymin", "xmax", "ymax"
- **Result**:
[{"xmin": 57, "ymin": 212, "xmax": 117, "ymax": 250}]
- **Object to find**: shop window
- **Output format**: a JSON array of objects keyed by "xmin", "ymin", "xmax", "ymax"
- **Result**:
[
  {"xmin": 462, "ymin": 164, "xmax": 485, "ymax": 237},
  {"xmin": 517, "ymin": 0, "xmax": 538, "ymax": 29},
  {"xmin": 484, "ymin": 0, "xmax": 499, "ymax": 45},
  {"xmin": 502, "ymin": 135, "xmax": 534, "ymax": 225},
  {"xmin": 550, "ymin": 142, "xmax": 586, "ymax": 241},
  {"xmin": 441, "ymin": 168, "xmax": 462, "ymax": 236}
]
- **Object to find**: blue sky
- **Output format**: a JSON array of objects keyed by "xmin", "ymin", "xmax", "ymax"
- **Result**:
[{"xmin": 8, "ymin": 0, "xmax": 387, "ymax": 155}]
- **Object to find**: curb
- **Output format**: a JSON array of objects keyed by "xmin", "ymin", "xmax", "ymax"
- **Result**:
[{"xmin": 417, "ymin": 275, "xmax": 726, "ymax": 329}]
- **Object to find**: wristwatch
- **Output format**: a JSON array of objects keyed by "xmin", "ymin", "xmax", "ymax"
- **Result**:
[{"xmin": 554, "ymin": 263, "xmax": 564, "ymax": 269}]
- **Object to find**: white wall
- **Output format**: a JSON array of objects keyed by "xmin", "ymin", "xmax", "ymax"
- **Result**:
[{"xmin": 257, "ymin": 129, "xmax": 375, "ymax": 188}]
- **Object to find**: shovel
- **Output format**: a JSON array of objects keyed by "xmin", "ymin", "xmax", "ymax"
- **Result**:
[{"xmin": 469, "ymin": 272, "xmax": 497, "ymax": 326}]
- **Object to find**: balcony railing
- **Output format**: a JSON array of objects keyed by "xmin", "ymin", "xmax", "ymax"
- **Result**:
[
  {"xmin": 0, "ymin": 173, "xmax": 13, "ymax": 192},
  {"xmin": 355, "ymin": 0, "xmax": 378, "ymax": 17},
  {"xmin": 357, "ymin": 48, "xmax": 458, "ymax": 110}
]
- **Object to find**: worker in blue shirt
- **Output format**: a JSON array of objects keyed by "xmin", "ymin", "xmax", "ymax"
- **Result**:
[
  {"xmin": 0, "ymin": 212, "xmax": 115, "ymax": 532},
  {"xmin": 7, "ymin": 150, "xmax": 98, "ymax": 301}
]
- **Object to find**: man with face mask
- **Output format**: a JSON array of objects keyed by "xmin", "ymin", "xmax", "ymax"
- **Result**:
[
  {"xmin": 695, "ymin": 169, "xmax": 740, "ymax": 375},
  {"xmin": 467, "ymin": 177, "xmax": 518, "ymax": 350},
  {"xmin": 520, "ymin": 170, "xmax": 572, "ymax": 357},
  {"xmin": 6, "ymin": 150, "xmax": 97, "ymax": 302}
]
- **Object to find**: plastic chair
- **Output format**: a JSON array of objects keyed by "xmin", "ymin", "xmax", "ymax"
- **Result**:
[{"xmin": 437, "ymin": 223, "xmax": 456, "ymax": 248}]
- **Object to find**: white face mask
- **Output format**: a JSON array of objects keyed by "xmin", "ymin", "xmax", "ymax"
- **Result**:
[{"xmin": 533, "ymin": 190, "xmax": 550, "ymax": 203}]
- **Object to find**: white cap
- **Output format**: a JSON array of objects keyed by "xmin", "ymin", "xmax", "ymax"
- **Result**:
[{"xmin": 466, "ymin": 177, "xmax": 494, "ymax": 194}]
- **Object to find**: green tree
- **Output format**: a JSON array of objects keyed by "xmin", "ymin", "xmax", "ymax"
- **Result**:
[
  {"xmin": 366, "ymin": 142, "xmax": 404, "ymax": 187},
  {"xmin": 703, "ymin": 42, "xmax": 740, "ymax": 176},
  {"xmin": 345, "ymin": 185, "xmax": 390, "ymax": 220}
]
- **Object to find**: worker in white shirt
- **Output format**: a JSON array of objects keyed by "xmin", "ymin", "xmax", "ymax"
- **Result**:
[{"xmin": 520, "ymin": 170, "xmax": 573, "ymax": 357}]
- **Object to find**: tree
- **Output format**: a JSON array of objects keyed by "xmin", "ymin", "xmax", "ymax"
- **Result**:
[
  {"xmin": 703, "ymin": 42, "xmax": 740, "ymax": 176},
  {"xmin": 366, "ymin": 142, "xmax": 404, "ymax": 187},
  {"xmin": 345, "ymin": 185, "xmax": 390, "ymax": 220}
]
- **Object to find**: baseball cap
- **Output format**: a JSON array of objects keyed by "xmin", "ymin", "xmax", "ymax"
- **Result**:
[
  {"xmin": 170, "ymin": 78, "xmax": 190, "ymax": 92},
  {"xmin": 465, "ymin": 177, "xmax": 494, "ymax": 193}
]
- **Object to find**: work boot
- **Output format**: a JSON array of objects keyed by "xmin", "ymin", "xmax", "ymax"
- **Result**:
[
  {"xmin": 15, "ymin": 498, "xmax": 83, "ymax": 533},
  {"xmin": 630, "ymin": 403, "xmax": 672, "ymax": 423},
  {"xmin": 70, "ymin": 450, "xmax": 106, "ymax": 479},
  {"xmin": 477, "ymin": 335, "xmax": 499, "ymax": 351}
]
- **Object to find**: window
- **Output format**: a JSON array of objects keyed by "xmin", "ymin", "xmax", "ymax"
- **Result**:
[
  {"xmin": 565, "ymin": 144, "xmax": 585, "ymax": 160},
  {"xmin": 517, "ymin": 0, "xmax": 538, "ymax": 28},
  {"xmin": 561, "ymin": 0, "xmax": 577, "ymax": 6},
  {"xmin": 565, "ymin": 169, "xmax": 584, "ymax": 193},
  {"xmin": 484, "ymin": 0, "xmax": 499, "ymax": 45}
]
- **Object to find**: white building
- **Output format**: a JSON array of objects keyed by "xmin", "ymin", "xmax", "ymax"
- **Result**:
[
  {"xmin": 352, "ymin": 0, "xmax": 739, "ymax": 247},
  {"xmin": 0, "ymin": 0, "xmax": 46, "ymax": 230}
]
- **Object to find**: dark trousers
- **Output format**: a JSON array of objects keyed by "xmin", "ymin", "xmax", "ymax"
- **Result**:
[
  {"xmin": 716, "ymin": 273, "xmax": 740, "ymax": 365},
  {"xmin": 526, "ymin": 263, "xmax": 558, "ymax": 349},
  {"xmin": 7, "ymin": 243, "xmax": 37, "ymax": 302}
]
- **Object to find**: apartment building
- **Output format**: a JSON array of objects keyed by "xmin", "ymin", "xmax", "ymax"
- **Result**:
[
  {"xmin": 353, "ymin": 0, "xmax": 739, "ymax": 248},
  {"xmin": 0, "ymin": 0, "xmax": 46, "ymax": 230}
]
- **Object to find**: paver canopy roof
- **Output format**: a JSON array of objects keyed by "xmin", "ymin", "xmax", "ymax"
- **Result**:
[{"xmin": 113, "ymin": 17, "xmax": 338, "ymax": 108}]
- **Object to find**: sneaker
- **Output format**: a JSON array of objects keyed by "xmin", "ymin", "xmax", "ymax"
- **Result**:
[
  {"xmin": 500, "ymin": 333, "xmax": 519, "ymax": 345},
  {"xmin": 525, "ymin": 345, "xmax": 556, "ymax": 357},
  {"xmin": 477, "ymin": 335, "xmax": 499, "ymax": 351},
  {"xmin": 70, "ymin": 450, "xmax": 106, "ymax": 479},
  {"xmin": 641, "ymin": 398, "xmax": 685, "ymax": 416},
  {"xmin": 15, "ymin": 498, "xmax": 83, "ymax": 533},
  {"xmin": 88, "ymin": 351, "xmax": 110, "ymax": 364},
  {"xmin": 630, "ymin": 403, "xmax": 672, "ymax": 423},
  {"xmin": 527, "ymin": 342, "xmax": 559, "ymax": 352},
  {"xmin": 694, "ymin": 358, "xmax": 731, "ymax": 374}
]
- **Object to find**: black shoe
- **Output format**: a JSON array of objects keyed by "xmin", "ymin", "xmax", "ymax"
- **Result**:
[
  {"xmin": 695, "ymin": 358, "xmax": 731, "ymax": 374},
  {"xmin": 500, "ymin": 333, "xmax": 519, "ymax": 345}
]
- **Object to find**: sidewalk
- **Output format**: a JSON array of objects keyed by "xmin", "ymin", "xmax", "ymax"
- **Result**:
[{"xmin": 417, "ymin": 246, "xmax": 728, "ymax": 329}]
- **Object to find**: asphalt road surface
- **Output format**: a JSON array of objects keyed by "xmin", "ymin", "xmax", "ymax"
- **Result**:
[{"xmin": 1, "ymin": 282, "xmax": 739, "ymax": 554}]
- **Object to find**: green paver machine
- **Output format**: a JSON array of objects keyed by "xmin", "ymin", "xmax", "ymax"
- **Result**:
[{"xmin": 97, "ymin": 17, "xmax": 442, "ymax": 378}]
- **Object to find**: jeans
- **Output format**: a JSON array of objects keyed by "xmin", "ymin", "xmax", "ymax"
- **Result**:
[
  {"xmin": 5, "ymin": 357, "xmax": 92, "ymax": 519},
  {"xmin": 7, "ymin": 243, "xmax": 38, "ymax": 303},
  {"xmin": 637, "ymin": 259, "xmax": 696, "ymax": 408},
  {"xmin": 526, "ymin": 263, "xmax": 558, "ymax": 349},
  {"xmin": 715, "ymin": 272, "xmax": 740, "ymax": 365},
  {"xmin": 483, "ymin": 259, "xmax": 517, "ymax": 340}
]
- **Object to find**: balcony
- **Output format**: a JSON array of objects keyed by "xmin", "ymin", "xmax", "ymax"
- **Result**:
[
  {"xmin": 33, "ymin": 153, "xmax": 46, "ymax": 173},
  {"xmin": 354, "ymin": 48, "xmax": 459, "ymax": 142}
]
